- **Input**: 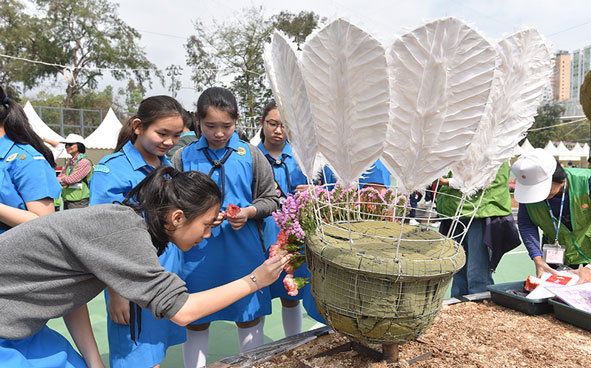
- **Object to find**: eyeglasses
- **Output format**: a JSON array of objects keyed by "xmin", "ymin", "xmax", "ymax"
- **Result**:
[{"xmin": 264, "ymin": 119, "xmax": 283, "ymax": 130}]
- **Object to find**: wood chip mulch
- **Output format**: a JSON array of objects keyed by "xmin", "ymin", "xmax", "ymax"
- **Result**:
[{"xmin": 256, "ymin": 300, "xmax": 590, "ymax": 368}]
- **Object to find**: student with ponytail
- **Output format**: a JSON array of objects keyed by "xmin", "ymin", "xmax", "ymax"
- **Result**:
[
  {"xmin": 172, "ymin": 87, "xmax": 280, "ymax": 367},
  {"xmin": 0, "ymin": 166, "xmax": 290, "ymax": 368},
  {"xmin": 0, "ymin": 86, "xmax": 61, "ymax": 233},
  {"xmin": 89, "ymin": 95, "xmax": 186, "ymax": 368}
]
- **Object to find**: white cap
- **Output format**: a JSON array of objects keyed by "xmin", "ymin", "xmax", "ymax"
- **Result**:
[
  {"xmin": 511, "ymin": 148, "xmax": 557, "ymax": 204},
  {"xmin": 61, "ymin": 133, "xmax": 85, "ymax": 145}
]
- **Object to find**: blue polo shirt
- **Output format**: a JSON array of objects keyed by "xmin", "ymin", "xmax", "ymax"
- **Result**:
[
  {"xmin": 90, "ymin": 141, "xmax": 172, "ymax": 205},
  {"xmin": 322, "ymin": 159, "xmax": 392, "ymax": 190},
  {"xmin": 0, "ymin": 135, "xmax": 61, "ymax": 233}
]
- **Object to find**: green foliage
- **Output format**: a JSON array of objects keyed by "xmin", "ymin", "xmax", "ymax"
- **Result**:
[
  {"xmin": 33, "ymin": 0, "xmax": 157, "ymax": 107},
  {"xmin": 0, "ymin": 0, "xmax": 67, "ymax": 98},
  {"xmin": 526, "ymin": 102, "xmax": 566, "ymax": 147},
  {"xmin": 581, "ymin": 71, "xmax": 591, "ymax": 121},
  {"xmin": 185, "ymin": 7, "xmax": 322, "ymax": 130},
  {"xmin": 270, "ymin": 10, "xmax": 325, "ymax": 48},
  {"xmin": 185, "ymin": 20, "xmax": 219, "ymax": 94},
  {"xmin": 118, "ymin": 80, "xmax": 145, "ymax": 115}
]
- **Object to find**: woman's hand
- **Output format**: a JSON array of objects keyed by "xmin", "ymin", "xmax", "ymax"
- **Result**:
[
  {"xmin": 107, "ymin": 288, "xmax": 130, "ymax": 325},
  {"xmin": 294, "ymin": 185, "xmax": 313, "ymax": 193},
  {"xmin": 227, "ymin": 206, "xmax": 256, "ymax": 231},
  {"xmin": 570, "ymin": 266, "xmax": 591, "ymax": 284},
  {"xmin": 212, "ymin": 211, "xmax": 226, "ymax": 227},
  {"xmin": 533, "ymin": 256, "xmax": 557, "ymax": 278},
  {"xmin": 252, "ymin": 254, "xmax": 292, "ymax": 288}
]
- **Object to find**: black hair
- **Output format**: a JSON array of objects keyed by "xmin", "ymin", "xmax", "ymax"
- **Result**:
[
  {"xmin": 552, "ymin": 159, "xmax": 567, "ymax": 183},
  {"xmin": 122, "ymin": 166, "xmax": 221, "ymax": 255},
  {"xmin": 115, "ymin": 95, "xmax": 185, "ymax": 153},
  {"xmin": 196, "ymin": 87, "xmax": 239, "ymax": 122},
  {"xmin": 0, "ymin": 86, "xmax": 56, "ymax": 167},
  {"xmin": 259, "ymin": 100, "xmax": 277, "ymax": 143},
  {"xmin": 183, "ymin": 110, "xmax": 196, "ymax": 132},
  {"xmin": 72, "ymin": 142, "xmax": 86, "ymax": 154}
]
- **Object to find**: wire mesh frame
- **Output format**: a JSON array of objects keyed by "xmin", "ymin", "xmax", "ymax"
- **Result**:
[{"xmin": 303, "ymin": 181, "xmax": 484, "ymax": 345}]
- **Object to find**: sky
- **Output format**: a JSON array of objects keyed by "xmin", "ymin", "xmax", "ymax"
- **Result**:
[{"xmin": 57, "ymin": 0, "xmax": 591, "ymax": 108}]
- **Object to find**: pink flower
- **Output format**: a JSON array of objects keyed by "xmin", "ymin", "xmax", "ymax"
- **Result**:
[
  {"xmin": 277, "ymin": 230, "xmax": 288, "ymax": 247},
  {"xmin": 283, "ymin": 274, "xmax": 298, "ymax": 296},
  {"xmin": 269, "ymin": 243, "xmax": 286, "ymax": 258}
]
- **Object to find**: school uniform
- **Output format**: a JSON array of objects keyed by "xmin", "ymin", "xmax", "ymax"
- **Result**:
[
  {"xmin": 89, "ymin": 141, "xmax": 185, "ymax": 368},
  {"xmin": 257, "ymin": 141, "xmax": 311, "ymax": 300},
  {"xmin": 0, "ymin": 205, "xmax": 189, "ymax": 368},
  {"xmin": 177, "ymin": 132, "xmax": 279, "ymax": 323},
  {"xmin": 0, "ymin": 135, "xmax": 61, "ymax": 234},
  {"xmin": 304, "ymin": 159, "xmax": 392, "ymax": 323}
]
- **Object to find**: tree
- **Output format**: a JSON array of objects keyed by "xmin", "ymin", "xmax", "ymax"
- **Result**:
[
  {"xmin": 185, "ymin": 20, "xmax": 219, "ymax": 94},
  {"xmin": 165, "ymin": 64, "xmax": 183, "ymax": 98},
  {"xmin": 185, "ymin": 7, "xmax": 322, "ymax": 131},
  {"xmin": 34, "ymin": 0, "xmax": 157, "ymax": 107},
  {"xmin": 526, "ymin": 102, "xmax": 566, "ymax": 147},
  {"xmin": 270, "ymin": 10, "xmax": 325, "ymax": 49},
  {"xmin": 0, "ymin": 0, "xmax": 67, "ymax": 99}
]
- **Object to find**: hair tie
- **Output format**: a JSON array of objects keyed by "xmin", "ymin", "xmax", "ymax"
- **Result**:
[
  {"xmin": 1, "ymin": 97, "xmax": 9, "ymax": 105},
  {"xmin": 170, "ymin": 170, "xmax": 180, "ymax": 178}
]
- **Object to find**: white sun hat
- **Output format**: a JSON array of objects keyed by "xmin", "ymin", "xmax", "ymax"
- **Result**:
[
  {"xmin": 511, "ymin": 148, "xmax": 557, "ymax": 204},
  {"xmin": 61, "ymin": 133, "xmax": 85, "ymax": 145}
]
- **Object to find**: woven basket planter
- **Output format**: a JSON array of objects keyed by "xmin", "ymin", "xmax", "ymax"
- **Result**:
[{"xmin": 306, "ymin": 221, "xmax": 465, "ymax": 345}]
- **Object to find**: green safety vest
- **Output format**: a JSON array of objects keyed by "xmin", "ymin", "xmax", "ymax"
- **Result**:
[
  {"xmin": 61, "ymin": 153, "xmax": 92, "ymax": 202},
  {"xmin": 437, "ymin": 162, "xmax": 512, "ymax": 218},
  {"xmin": 525, "ymin": 168, "xmax": 591, "ymax": 265}
]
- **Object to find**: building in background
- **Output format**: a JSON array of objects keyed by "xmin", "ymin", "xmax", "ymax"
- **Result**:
[
  {"xmin": 553, "ymin": 50, "xmax": 571, "ymax": 101},
  {"xmin": 571, "ymin": 45, "xmax": 591, "ymax": 100}
]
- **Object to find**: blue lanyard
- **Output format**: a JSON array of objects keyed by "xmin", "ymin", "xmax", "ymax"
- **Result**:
[{"xmin": 545, "ymin": 180, "xmax": 567, "ymax": 245}]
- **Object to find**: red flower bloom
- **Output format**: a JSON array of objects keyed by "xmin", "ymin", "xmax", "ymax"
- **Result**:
[
  {"xmin": 283, "ymin": 274, "xmax": 299, "ymax": 296},
  {"xmin": 277, "ymin": 230, "xmax": 288, "ymax": 246},
  {"xmin": 226, "ymin": 204, "xmax": 241, "ymax": 218},
  {"xmin": 269, "ymin": 243, "xmax": 287, "ymax": 258}
]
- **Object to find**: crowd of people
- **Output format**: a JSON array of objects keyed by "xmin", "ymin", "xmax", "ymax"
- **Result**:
[{"xmin": 1, "ymin": 84, "xmax": 590, "ymax": 368}]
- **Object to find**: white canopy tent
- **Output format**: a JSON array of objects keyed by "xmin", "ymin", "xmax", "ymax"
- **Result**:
[
  {"xmin": 84, "ymin": 108, "xmax": 122, "ymax": 149},
  {"xmin": 520, "ymin": 138, "xmax": 536, "ymax": 154},
  {"xmin": 543, "ymin": 140, "xmax": 559, "ymax": 156},
  {"xmin": 570, "ymin": 143, "xmax": 588, "ymax": 159},
  {"xmin": 23, "ymin": 101, "xmax": 67, "ymax": 159},
  {"xmin": 556, "ymin": 141, "xmax": 580, "ymax": 161}
]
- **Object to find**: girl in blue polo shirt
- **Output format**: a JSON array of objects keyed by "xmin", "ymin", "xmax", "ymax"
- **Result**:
[
  {"xmin": 256, "ymin": 101, "xmax": 309, "ymax": 338},
  {"xmin": 89, "ymin": 95, "xmax": 186, "ymax": 368},
  {"xmin": 0, "ymin": 86, "xmax": 61, "ymax": 234},
  {"xmin": 172, "ymin": 87, "xmax": 279, "ymax": 368}
]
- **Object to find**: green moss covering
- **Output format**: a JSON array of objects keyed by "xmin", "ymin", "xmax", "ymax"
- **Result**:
[{"xmin": 306, "ymin": 221, "xmax": 465, "ymax": 344}]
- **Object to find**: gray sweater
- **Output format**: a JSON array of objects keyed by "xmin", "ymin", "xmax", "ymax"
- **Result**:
[{"xmin": 0, "ymin": 204, "xmax": 189, "ymax": 339}]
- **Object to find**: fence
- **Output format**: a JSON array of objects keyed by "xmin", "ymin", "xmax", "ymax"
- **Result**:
[{"xmin": 33, "ymin": 105, "xmax": 261, "ymax": 140}]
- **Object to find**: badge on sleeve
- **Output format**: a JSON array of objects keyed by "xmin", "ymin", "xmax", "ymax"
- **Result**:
[
  {"xmin": 237, "ymin": 147, "xmax": 246, "ymax": 156},
  {"xmin": 93, "ymin": 164, "xmax": 110, "ymax": 174},
  {"xmin": 5, "ymin": 153, "xmax": 18, "ymax": 162}
]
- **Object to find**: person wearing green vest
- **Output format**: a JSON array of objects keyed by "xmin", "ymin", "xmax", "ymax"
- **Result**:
[
  {"xmin": 166, "ymin": 110, "xmax": 198, "ymax": 161},
  {"xmin": 437, "ymin": 161, "xmax": 521, "ymax": 297},
  {"xmin": 512, "ymin": 148, "xmax": 591, "ymax": 280},
  {"xmin": 57, "ymin": 134, "xmax": 92, "ymax": 209}
]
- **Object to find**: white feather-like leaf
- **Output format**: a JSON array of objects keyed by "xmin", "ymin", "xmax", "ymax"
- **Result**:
[
  {"xmin": 382, "ymin": 17, "xmax": 497, "ymax": 191},
  {"xmin": 264, "ymin": 31, "xmax": 318, "ymax": 180},
  {"xmin": 300, "ymin": 18, "xmax": 390, "ymax": 187},
  {"xmin": 451, "ymin": 29, "xmax": 552, "ymax": 194}
]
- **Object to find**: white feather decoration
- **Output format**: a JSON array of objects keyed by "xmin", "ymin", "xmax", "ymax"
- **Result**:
[
  {"xmin": 263, "ymin": 31, "xmax": 318, "ymax": 180},
  {"xmin": 300, "ymin": 18, "xmax": 390, "ymax": 187},
  {"xmin": 450, "ymin": 29, "xmax": 552, "ymax": 194},
  {"xmin": 382, "ymin": 17, "xmax": 497, "ymax": 191}
]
